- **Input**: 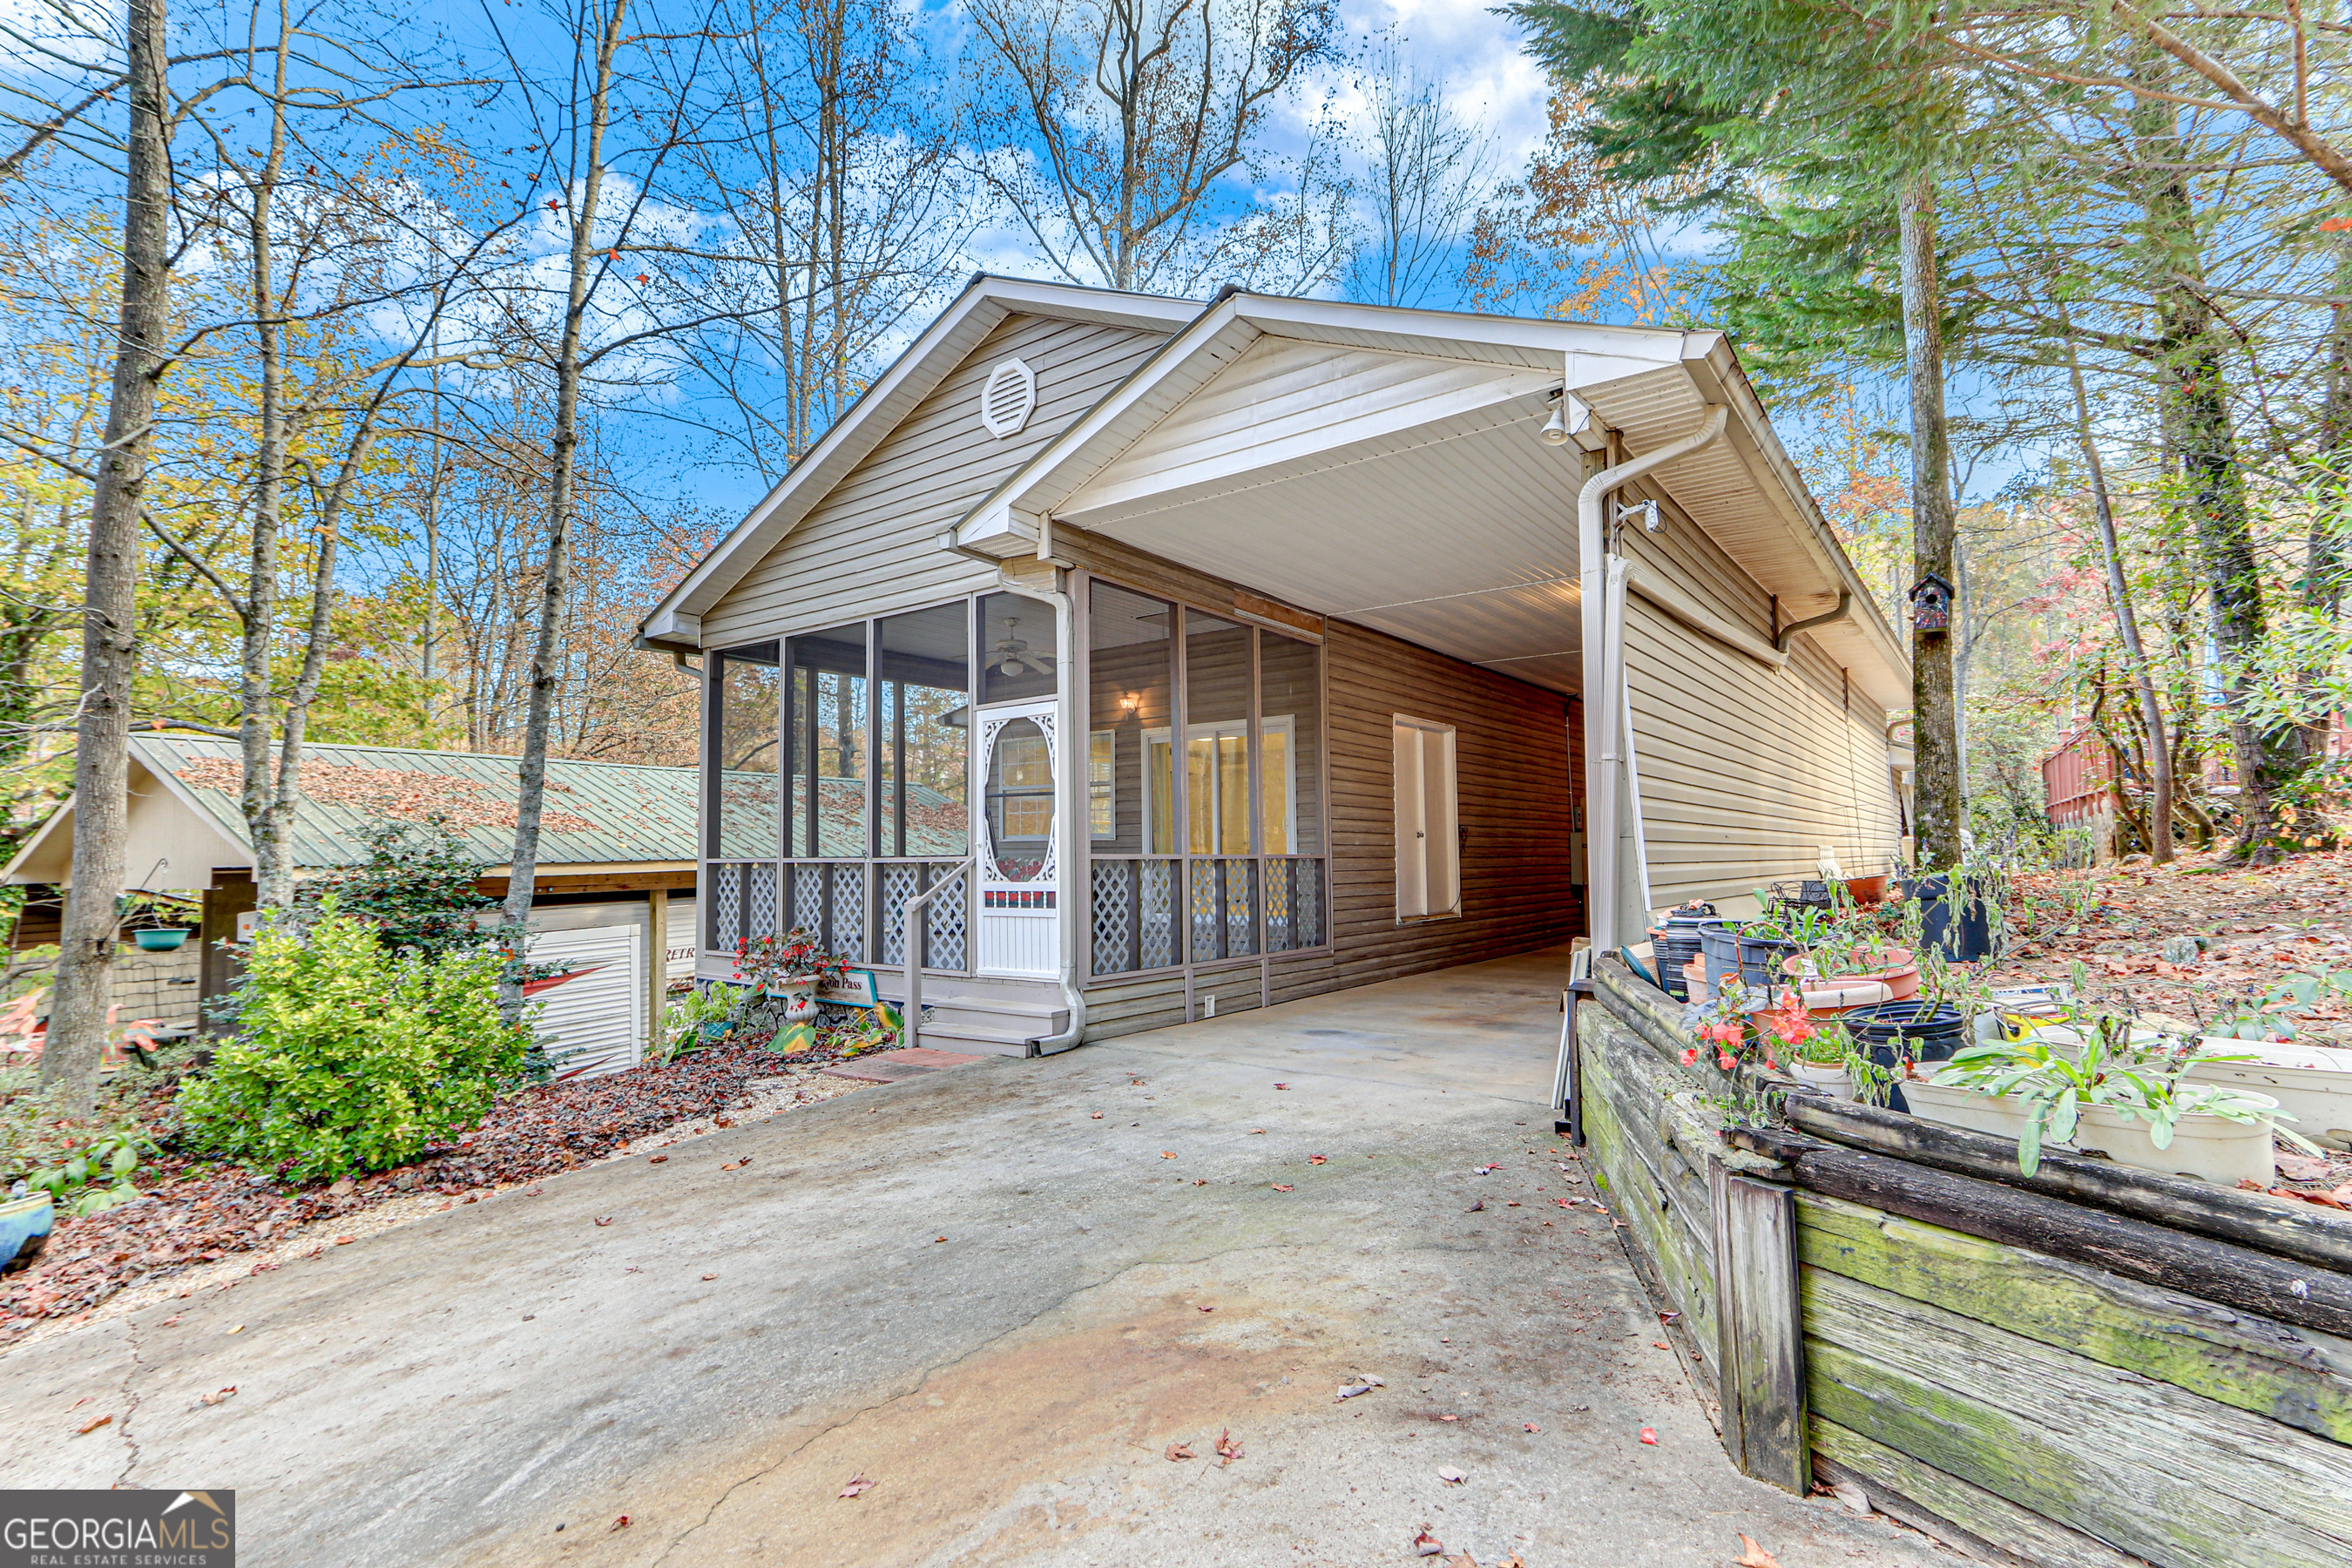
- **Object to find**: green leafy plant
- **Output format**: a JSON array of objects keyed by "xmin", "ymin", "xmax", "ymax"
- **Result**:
[
  {"xmin": 177, "ymin": 904, "xmax": 533, "ymax": 1183},
  {"xmin": 659, "ymin": 983, "xmax": 745, "ymax": 1063},
  {"xmin": 732, "ymin": 928, "xmax": 851, "ymax": 997},
  {"xmin": 2207, "ymin": 970, "xmax": 2352, "ymax": 1043},
  {"xmin": 1, "ymin": 1069, "xmax": 159, "ymax": 1215},
  {"xmin": 293, "ymin": 816, "xmax": 501, "ymax": 961},
  {"xmin": 1930, "ymin": 1019, "xmax": 2280, "ymax": 1177}
]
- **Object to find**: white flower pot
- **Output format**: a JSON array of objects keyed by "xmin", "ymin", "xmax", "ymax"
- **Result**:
[
  {"xmin": 2185, "ymin": 1043, "xmax": 2352, "ymax": 1152},
  {"xmin": 1906, "ymin": 1081, "xmax": 2278, "ymax": 1186},
  {"xmin": 1901, "ymin": 1081, "xmax": 2036, "ymax": 1140},
  {"xmin": 769, "ymin": 978, "xmax": 821, "ymax": 1024},
  {"xmin": 1786, "ymin": 1059, "xmax": 1853, "ymax": 1099},
  {"xmin": 2070, "ymin": 1097, "xmax": 2279, "ymax": 1187}
]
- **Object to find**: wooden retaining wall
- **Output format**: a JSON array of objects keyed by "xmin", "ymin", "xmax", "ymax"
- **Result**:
[{"xmin": 1576, "ymin": 956, "xmax": 2352, "ymax": 1567}]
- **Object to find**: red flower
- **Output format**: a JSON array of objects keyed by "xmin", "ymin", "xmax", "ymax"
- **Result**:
[{"xmin": 1680, "ymin": 1047, "xmax": 1699, "ymax": 1066}]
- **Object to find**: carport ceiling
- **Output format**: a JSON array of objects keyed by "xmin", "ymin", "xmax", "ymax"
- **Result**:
[{"xmin": 1059, "ymin": 389, "xmax": 1596, "ymax": 694}]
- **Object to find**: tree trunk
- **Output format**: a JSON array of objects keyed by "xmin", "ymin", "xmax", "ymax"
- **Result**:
[
  {"xmin": 240, "ymin": 46, "xmax": 295, "ymax": 912},
  {"xmin": 2058, "ymin": 328, "xmax": 2173, "ymax": 862},
  {"xmin": 45, "ymin": 0, "xmax": 170, "ymax": 1112},
  {"xmin": 2134, "ymin": 76, "xmax": 2284, "ymax": 862},
  {"xmin": 1897, "ymin": 172, "xmax": 1965, "ymax": 869},
  {"xmin": 504, "ymin": 0, "xmax": 625, "ymax": 984},
  {"xmin": 2301, "ymin": 230, "xmax": 2351, "ymax": 794}
]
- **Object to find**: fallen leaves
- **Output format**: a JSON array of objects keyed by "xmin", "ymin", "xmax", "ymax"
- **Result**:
[
  {"xmin": 1465, "ymin": 1200, "xmax": 1484, "ymax": 1213},
  {"xmin": 198, "ymin": 1386, "xmax": 236, "ymax": 1407},
  {"xmin": 1249, "ymin": 1127, "xmax": 1265, "ymax": 1134},
  {"xmin": 611, "ymin": 1514, "xmax": 632, "ymax": 1531},
  {"xmin": 838, "ymin": 1475, "xmax": 875, "ymax": 1499},
  {"xmin": 648, "ymin": 1155, "xmax": 668, "ymax": 1165},
  {"xmin": 77, "ymin": 1414, "xmax": 112, "ymax": 1435},
  {"xmin": 1274, "ymin": 1083, "xmax": 1290, "ymax": 1090},
  {"xmin": 1214, "ymin": 1428, "xmax": 1243, "ymax": 1465},
  {"xmin": 700, "ymin": 1273, "xmax": 720, "ymax": 1281},
  {"xmin": 1308, "ymin": 1154, "xmax": 1328, "ymax": 1165},
  {"xmin": 1336, "ymin": 1377, "xmax": 1383, "ymax": 1400},
  {"xmin": 1165, "ymin": 1442, "xmax": 1194, "ymax": 1462},
  {"xmin": 1160, "ymin": 1152, "xmax": 1177, "ymax": 1159},
  {"xmin": 594, "ymin": 1216, "xmax": 614, "ymax": 1227},
  {"xmin": 934, "ymin": 1235, "xmax": 947, "ymax": 1244},
  {"xmin": 1193, "ymin": 1178, "xmax": 1208, "ymax": 1186},
  {"xmin": 1524, "ymin": 1421, "xmax": 1541, "ymax": 1433},
  {"xmin": 225, "ymin": 1324, "xmax": 244, "ymax": 1335},
  {"xmin": 1412, "ymin": 1528, "xmax": 1443, "ymax": 1556},
  {"xmin": 1436, "ymin": 1466, "xmax": 1464, "ymax": 1485},
  {"xmin": 1734, "ymin": 1534, "xmax": 1782, "ymax": 1568},
  {"xmin": 1271, "ymin": 1184, "xmax": 1294, "ymax": 1192},
  {"xmin": 1091, "ymin": 1112, "xmax": 1104, "ymax": 1119},
  {"xmin": 1639, "ymin": 1427, "xmax": 1659, "ymax": 1444}
]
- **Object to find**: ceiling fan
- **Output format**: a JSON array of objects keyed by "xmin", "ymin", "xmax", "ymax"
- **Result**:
[{"xmin": 990, "ymin": 618, "xmax": 1054, "ymax": 678}]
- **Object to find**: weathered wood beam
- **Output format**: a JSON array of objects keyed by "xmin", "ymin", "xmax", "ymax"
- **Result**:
[
  {"xmin": 1711, "ymin": 1164, "xmax": 1809, "ymax": 1494},
  {"xmin": 1775, "ymin": 1137, "xmax": 2352, "ymax": 1338}
]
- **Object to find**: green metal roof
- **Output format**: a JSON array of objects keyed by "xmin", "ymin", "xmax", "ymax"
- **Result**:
[{"xmin": 132, "ymin": 736, "xmax": 699, "ymax": 870}]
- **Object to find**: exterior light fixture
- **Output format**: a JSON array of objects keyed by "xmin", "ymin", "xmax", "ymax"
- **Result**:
[{"xmin": 1540, "ymin": 404, "xmax": 1571, "ymax": 446}]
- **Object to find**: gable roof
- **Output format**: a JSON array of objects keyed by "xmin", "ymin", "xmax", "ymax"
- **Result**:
[
  {"xmin": 3, "ymin": 738, "xmax": 700, "ymax": 889},
  {"xmin": 635, "ymin": 275, "xmax": 1202, "ymax": 651}
]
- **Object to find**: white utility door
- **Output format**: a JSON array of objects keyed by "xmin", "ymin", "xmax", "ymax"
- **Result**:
[
  {"xmin": 526, "ymin": 923, "xmax": 646, "ymax": 1079},
  {"xmin": 975, "ymin": 701, "xmax": 1060, "ymax": 977},
  {"xmin": 1393, "ymin": 716, "xmax": 1461, "ymax": 920}
]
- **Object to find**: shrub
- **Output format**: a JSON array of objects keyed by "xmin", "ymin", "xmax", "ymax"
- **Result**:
[
  {"xmin": 177, "ymin": 907, "xmax": 531, "ymax": 1183},
  {"xmin": 292, "ymin": 816, "xmax": 501, "ymax": 961}
]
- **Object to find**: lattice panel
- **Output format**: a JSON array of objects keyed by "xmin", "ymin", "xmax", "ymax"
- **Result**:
[
  {"xmin": 880, "ymin": 864, "xmax": 917, "ymax": 966},
  {"xmin": 1092, "ymin": 861, "xmax": 1135, "ymax": 976},
  {"xmin": 747, "ymin": 862, "xmax": 780, "ymax": 942},
  {"xmin": 1224, "ymin": 858, "xmax": 1257, "ymax": 958},
  {"xmin": 926, "ymin": 865, "xmax": 968, "ymax": 971},
  {"xmin": 1140, "ymin": 860, "xmax": 1178, "ymax": 970},
  {"xmin": 1189, "ymin": 861, "xmax": 1223, "ymax": 962},
  {"xmin": 1265, "ymin": 860, "xmax": 1295, "ymax": 953},
  {"xmin": 712, "ymin": 862, "xmax": 744, "ymax": 953},
  {"xmin": 830, "ymin": 864, "xmax": 867, "ymax": 962},
  {"xmin": 789, "ymin": 862, "xmax": 823, "ymax": 938},
  {"xmin": 1296, "ymin": 858, "xmax": 1323, "ymax": 947}
]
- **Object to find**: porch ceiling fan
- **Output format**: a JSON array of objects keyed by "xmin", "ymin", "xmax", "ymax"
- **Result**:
[{"xmin": 990, "ymin": 618, "xmax": 1054, "ymax": 678}]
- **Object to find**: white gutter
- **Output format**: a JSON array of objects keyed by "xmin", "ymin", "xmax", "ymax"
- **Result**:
[{"xmin": 1578, "ymin": 405, "xmax": 1728, "ymax": 953}]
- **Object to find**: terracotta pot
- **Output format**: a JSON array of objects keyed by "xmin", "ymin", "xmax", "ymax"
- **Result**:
[
  {"xmin": 1842, "ymin": 875, "xmax": 1889, "ymax": 906},
  {"xmin": 1782, "ymin": 947, "xmax": 1919, "ymax": 1008},
  {"xmin": 1681, "ymin": 955, "xmax": 1713, "ymax": 1004}
]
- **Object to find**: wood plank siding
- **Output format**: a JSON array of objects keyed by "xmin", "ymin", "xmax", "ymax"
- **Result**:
[
  {"xmin": 698, "ymin": 314, "xmax": 1173, "ymax": 650},
  {"xmin": 1055, "ymin": 525, "xmax": 1584, "ymax": 1039},
  {"xmin": 1612, "ymin": 469, "xmax": 1903, "ymax": 905}
]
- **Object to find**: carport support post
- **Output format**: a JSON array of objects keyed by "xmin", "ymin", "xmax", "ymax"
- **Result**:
[
  {"xmin": 1708, "ymin": 1159, "xmax": 1810, "ymax": 1495},
  {"xmin": 647, "ymin": 889, "xmax": 667, "ymax": 1064}
]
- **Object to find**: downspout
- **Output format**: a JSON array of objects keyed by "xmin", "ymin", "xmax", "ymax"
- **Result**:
[
  {"xmin": 1774, "ymin": 589, "xmax": 1852, "ymax": 654},
  {"xmin": 1577, "ymin": 404, "xmax": 1728, "ymax": 952}
]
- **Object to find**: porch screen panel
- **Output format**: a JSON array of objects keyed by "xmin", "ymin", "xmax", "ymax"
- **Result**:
[
  {"xmin": 1088, "ymin": 584, "xmax": 1179, "ymax": 975},
  {"xmin": 787, "ymin": 624, "xmax": 869, "ymax": 858},
  {"xmin": 1185, "ymin": 615, "xmax": 1252, "ymax": 856},
  {"xmin": 877, "ymin": 603, "xmax": 970, "ymax": 859},
  {"xmin": 713, "ymin": 644, "xmax": 781, "ymax": 859}
]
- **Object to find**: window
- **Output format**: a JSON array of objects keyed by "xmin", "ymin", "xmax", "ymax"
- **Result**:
[
  {"xmin": 1393, "ymin": 716, "xmax": 1460, "ymax": 920},
  {"xmin": 1142, "ymin": 718, "xmax": 1293, "ymax": 855},
  {"xmin": 985, "ymin": 717, "xmax": 1054, "ymax": 881},
  {"xmin": 877, "ymin": 603, "xmax": 970, "ymax": 858},
  {"xmin": 711, "ymin": 644, "xmax": 780, "ymax": 859},
  {"xmin": 978, "ymin": 591, "xmax": 1058, "ymax": 706},
  {"xmin": 785, "ymin": 624, "xmax": 868, "ymax": 858},
  {"xmin": 1090, "ymin": 731, "xmax": 1116, "ymax": 838}
]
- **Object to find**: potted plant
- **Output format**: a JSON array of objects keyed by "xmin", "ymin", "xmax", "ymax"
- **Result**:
[
  {"xmin": 1914, "ymin": 1021, "xmax": 2285, "ymax": 1185},
  {"xmin": 1781, "ymin": 944, "xmax": 1920, "ymax": 1012},
  {"xmin": 733, "ymin": 928, "xmax": 852, "ymax": 1025}
]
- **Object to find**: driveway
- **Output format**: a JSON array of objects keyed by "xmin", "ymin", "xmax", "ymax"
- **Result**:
[{"xmin": 3, "ymin": 950, "xmax": 1949, "ymax": 1567}]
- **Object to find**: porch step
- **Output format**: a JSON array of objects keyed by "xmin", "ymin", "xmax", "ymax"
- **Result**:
[{"xmin": 910, "ymin": 1022, "xmax": 1044, "ymax": 1057}]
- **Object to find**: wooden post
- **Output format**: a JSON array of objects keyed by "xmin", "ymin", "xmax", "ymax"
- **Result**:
[
  {"xmin": 1710, "ymin": 1159, "xmax": 1811, "ymax": 1494},
  {"xmin": 646, "ymin": 889, "xmax": 668, "ymax": 1065}
]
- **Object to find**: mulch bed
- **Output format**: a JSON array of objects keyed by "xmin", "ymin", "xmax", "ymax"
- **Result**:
[{"xmin": 0, "ymin": 1031, "xmax": 854, "ymax": 1342}]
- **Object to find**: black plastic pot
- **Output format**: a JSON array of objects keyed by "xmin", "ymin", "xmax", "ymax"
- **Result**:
[
  {"xmin": 1903, "ymin": 874, "xmax": 1997, "ymax": 962},
  {"xmin": 1845, "ymin": 1000, "xmax": 1970, "ymax": 1115},
  {"xmin": 1648, "ymin": 902, "xmax": 1719, "ymax": 1001}
]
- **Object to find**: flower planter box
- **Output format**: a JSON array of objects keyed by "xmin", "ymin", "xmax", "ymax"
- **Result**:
[
  {"xmin": 2186, "ymin": 1041, "xmax": 2352, "ymax": 1152},
  {"xmin": 1903, "ymin": 1078, "xmax": 2280, "ymax": 1186},
  {"xmin": 1785, "ymin": 1059, "xmax": 1853, "ymax": 1099}
]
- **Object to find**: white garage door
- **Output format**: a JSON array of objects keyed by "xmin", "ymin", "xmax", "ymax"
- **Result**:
[{"xmin": 527, "ymin": 923, "xmax": 645, "ymax": 1080}]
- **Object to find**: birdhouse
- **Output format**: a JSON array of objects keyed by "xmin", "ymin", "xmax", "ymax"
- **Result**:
[{"xmin": 1909, "ymin": 573, "xmax": 1953, "ymax": 634}]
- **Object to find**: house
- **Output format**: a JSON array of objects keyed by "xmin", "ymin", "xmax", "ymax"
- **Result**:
[
  {"xmin": 637, "ymin": 277, "xmax": 1913, "ymax": 1054},
  {"xmin": 3, "ymin": 737, "xmax": 700, "ymax": 1074}
]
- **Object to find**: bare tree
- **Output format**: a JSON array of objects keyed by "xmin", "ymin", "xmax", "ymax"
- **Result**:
[
  {"xmin": 38, "ymin": 0, "xmax": 171, "ymax": 1111},
  {"xmin": 1344, "ymin": 37, "xmax": 1493, "ymax": 308},
  {"xmin": 963, "ymin": 0, "xmax": 1340, "ymax": 293}
]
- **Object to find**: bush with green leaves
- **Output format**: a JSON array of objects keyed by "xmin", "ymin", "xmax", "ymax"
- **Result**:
[
  {"xmin": 293, "ymin": 816, "xmax": 501, "ymax": 961},
  {"xmin": 1, "ymin": 1069, "xmax": 158, "ymax": 1215},
  {"xmin": 178, "ymin": 906, "xmax": 532, "ymax": 1183}
]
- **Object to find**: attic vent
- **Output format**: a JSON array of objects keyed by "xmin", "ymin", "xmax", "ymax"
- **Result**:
[{"xmin": 979, "ymin": 357, "xmax": 1037, "ymax": 437}]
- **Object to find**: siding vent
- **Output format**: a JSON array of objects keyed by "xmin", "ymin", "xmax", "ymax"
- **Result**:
[{"xmin": 980, "ymin": 357, "xmax": 1037, "ymax": 437}]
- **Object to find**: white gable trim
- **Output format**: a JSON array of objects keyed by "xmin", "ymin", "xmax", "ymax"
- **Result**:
[{"xmin": 637, "ymin": 277, "xmax": 1200, "ymax": 648}]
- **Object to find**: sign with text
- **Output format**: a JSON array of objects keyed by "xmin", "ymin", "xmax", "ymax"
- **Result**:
[{"xmin": 3, "ymin": 1490, "xmax": 235, "ymax": 1568}]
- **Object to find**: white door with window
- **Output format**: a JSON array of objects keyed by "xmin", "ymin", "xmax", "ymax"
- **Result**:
[
  {"xmin": 1393, "ymin": 716, "xmax": 1460, "ymax": 920},
  {"xmin": 976, "ymin": 701, "xmax": 1060, "ymax": 976}
]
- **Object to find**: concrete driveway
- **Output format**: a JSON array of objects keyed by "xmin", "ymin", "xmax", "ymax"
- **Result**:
[{"xmin": 3, "ymin": 950, "xmax": 1948, "ymax": 1567}]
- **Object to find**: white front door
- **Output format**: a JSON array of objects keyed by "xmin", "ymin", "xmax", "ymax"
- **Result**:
[{"xmin": 975, "ymin": 701, "xmax": 1060, "ymax": 977}]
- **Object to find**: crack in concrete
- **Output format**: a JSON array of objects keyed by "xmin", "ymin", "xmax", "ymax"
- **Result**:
[
  {"xmin": 649, "ymin": 1242, "xmax": 1267, "ymax": 1566},
  {"xmin": 113, "ymin": 1315, "xmax": 145, "ymax": 1485}
]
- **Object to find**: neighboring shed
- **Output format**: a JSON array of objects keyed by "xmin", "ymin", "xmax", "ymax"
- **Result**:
[{"xmin": 3, "ymin": 738, "xmax": 699, "ymax": 1074}]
